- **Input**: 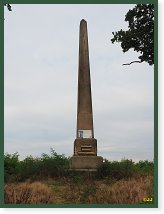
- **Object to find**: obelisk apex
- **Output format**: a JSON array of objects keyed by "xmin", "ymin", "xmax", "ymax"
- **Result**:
[{"xmin": 77, "ymin": 19, "xmax": 94, "ymax": 139}]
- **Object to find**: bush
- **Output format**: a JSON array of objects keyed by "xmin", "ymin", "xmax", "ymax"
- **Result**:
[
  {"xmin": 97, "ymin": 159, "xmax": 153, "ymax": 179},
  {"xmin": 4, "ymin": 152, "xmax": 19, "ymax": 182},
  {"xmin": 4, "ymin": 150, "xmax": 154, "ymax": 183},
  {"xmin": 18, "ymin": 156, "xmax": 42, "ymax": 181},
  {"xmin": 135, "ymin": 160, "xmax": 154, "ymax": 175},
  {"xmin": 4, "ymin": 149, "xmax": 70, "ymax": 182},
  {"xmin": 40, "ymin": 148, "xmax": 70, "ymax": 178}
]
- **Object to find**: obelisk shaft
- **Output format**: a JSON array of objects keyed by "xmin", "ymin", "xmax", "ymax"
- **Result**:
[
  {"xmin": 70, "ymin": 19, "xmax": 103, "ymax": 168},
  {"xmin": 76, "ymin": 19, "xmax": 94, "ymax": 138}
]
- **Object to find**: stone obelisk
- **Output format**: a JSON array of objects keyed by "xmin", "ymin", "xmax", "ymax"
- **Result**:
[{"xmin": 70, "ymin": 19, "xmax": 103, "ymax": 170}]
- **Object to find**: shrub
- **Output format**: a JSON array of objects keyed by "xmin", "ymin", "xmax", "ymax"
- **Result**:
[
  {"xmin": 4, "ymin": 150, "xmax": 154, "ymax": 183},
  {"xmin": 4, "ymin": 149, "xmax": 70, "ymax": 182},
  {"xmin": 97, "ymin": 159, "xmax": 135, "ymax": 179},
  {"xmin": 135, "ymin": 160, "xmax": 154, "ymax": 175},
  {"xmin": 17, "ymin": 149, "xmax": 70, "ymax": 181},
  {"xmin": 4, "ymin": 153, "xmax": 19, "ymax": 182},
  {"xmin": 40, "ymin": 148, "xmax": 70, "ymax": 178},
  {"xmin": 18, "ymin": 156, "xmax": 42, "ymax": 181},
  {"xmin": 97, "ymin": 159, "xmax": 153, "ymax": 179}
]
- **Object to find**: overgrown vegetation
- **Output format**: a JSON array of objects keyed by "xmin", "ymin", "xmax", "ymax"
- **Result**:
[
  {"xmin": 4, "ymin": 150, "xmax": 153, "ymax": 183},
  {"xmin": 4, "ymin": 182, "xmax": 53, "ymax": 204},
  {"xmin": 4, "ymin": 150, "xmax": 154, "ymax": 204},
  {"xmin": 4, "ymin": 149, "xmax": 70, "ymax": 182},
  {"xmin": 4, "ymin": 176, "xmax": 153, "ymax": 204},
  {"xmin": 96, "ymin": 158, "xmax": 153, "ymax": 179}
]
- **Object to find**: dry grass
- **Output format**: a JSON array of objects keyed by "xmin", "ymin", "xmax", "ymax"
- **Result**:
[
  {"xmin": 4, "ymin": 182, "xmax": 53, "ymax": 204},
  {"xmin": 63, "ymin": 175, "xmax": 153, "ymax": 204},
  {"xmin": 89, "ymin": 175, "xmax": 153, "ymax": 204},
  {"xmin": 4, "ymin": 176, "xmax": 153, "ymax": 204}
]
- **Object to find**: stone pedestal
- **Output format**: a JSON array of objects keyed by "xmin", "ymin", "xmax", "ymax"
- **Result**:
[
  {"xmin": 70, "ymin": 156, "xmax": 103, "ymax": 170},
  {"xmin": 74, "ymin": 138, "xmax": 97, "ymax": 156}
]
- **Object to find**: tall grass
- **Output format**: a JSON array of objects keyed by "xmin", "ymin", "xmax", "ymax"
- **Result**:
[
  {"xmin": 92, "ymin": 176, "xmax": 153, "ymax": 204},
  {"xmin": 4, "ymin": 182, "xmax": 53, "ymax": 204},
  {"xmin": 4, "ymin": 175, "xmax": 153, "ymax": 204},
  {"xmin": 62, "ymin": 175, "xmax": 153, "ymax": 204}
]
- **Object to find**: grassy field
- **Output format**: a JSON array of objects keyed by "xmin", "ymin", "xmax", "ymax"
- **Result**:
[
  {"xmin": 4, "ymin": 149, "xmax": 154, "ymax": 204},
  {"xmin": 4, "ymin": 175, "xmax": 153, "ymax": 204}
]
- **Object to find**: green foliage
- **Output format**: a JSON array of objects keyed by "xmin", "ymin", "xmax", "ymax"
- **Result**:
[
  {"xmin": 18, "ymin": 156, "xmax": 42, "ymax": 181},
  {"xmin": 111, "ymin": 4, "xmax": 154, "ymax": 65},
  {"xmin": 4, "ymin": 152, "xmax": 19, "ymax": 182},
  {"xmin": 40, "ymin": 148, "xmax": 70, "ymax": 178},
  {"xmin": 4, "ymin": 150, "xmax": 154, "ymax": 183},
  {"xmin": 97, "ymin": 159, "xmax": 154, "ymax": 179},
  {"xmin": 4, "ymin": 149, "xmax": 70, "ymax": 182},
  {"xmin": 97, "ymin": 159, "xmax": 135, "ymax": 179},
  {"xmin": 135, "ymin": 160, "xmax": 154, "ymax": 175}
]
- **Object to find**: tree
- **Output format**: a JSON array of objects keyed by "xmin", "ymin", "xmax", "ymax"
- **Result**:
[
  {"xmin": 111, "ymin": 4, "xmax": 154, "ymax": 66},
  {"xmin": 4, "ymin": 4, "xmax": 12, "ymax": 11}
]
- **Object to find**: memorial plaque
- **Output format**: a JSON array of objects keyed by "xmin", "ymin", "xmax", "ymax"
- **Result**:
[{"xmin": 78, "ymin": 130, "xmax": 92, "ymax": 138}]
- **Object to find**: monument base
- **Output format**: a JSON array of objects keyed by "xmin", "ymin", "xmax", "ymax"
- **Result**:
[
  {"xmin": 70, "ymin": 156, "xmax": 103, "ymax": 170},
  {"xmin": 74, "ymin": 138, "xmax": 97, "ymax": 156}
]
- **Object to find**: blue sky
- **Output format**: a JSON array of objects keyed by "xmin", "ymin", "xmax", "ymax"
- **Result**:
[{"xmin": 4, "ymin": 4, "xmax": 154, "ymax": 161}]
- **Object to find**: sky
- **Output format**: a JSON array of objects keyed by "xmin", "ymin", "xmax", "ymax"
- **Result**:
[{"xmin": 4, "ymin": 4, "xmax": 154, "ymax": 162}]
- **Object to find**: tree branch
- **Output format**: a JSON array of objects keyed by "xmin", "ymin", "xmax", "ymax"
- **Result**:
[
  {"xmin": 4, "ymin": 4, "xmax": 12, "ymax": 11},
  {"xmin": 122, "ymin": 61, "xmax": 142, "ymax": 66}
]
